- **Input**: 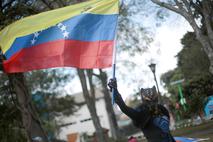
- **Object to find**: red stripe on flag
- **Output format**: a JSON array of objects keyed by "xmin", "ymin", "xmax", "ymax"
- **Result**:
[{"xmin": 3, "ymin": 39, "xmax": 114, "ymax": 73}]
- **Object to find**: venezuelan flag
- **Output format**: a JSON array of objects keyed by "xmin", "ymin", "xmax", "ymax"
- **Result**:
[{"xmin": 0, "ymin": 0, "xmax": 119, "ymax": 73}]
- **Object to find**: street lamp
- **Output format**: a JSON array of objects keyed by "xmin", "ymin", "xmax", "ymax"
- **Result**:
[{"xmin": 148, "ymin": 63, "xmax": 161, "ymax": 101}]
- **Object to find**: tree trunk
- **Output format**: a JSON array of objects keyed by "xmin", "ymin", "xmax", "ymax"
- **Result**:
[
  {"xmin": 77, "ymin": 69, "xmax": 106, "ymax": 142},
  {"xmin": 98, "ymin": 69, "xmax": 123, "ymax": 141},
  {"xmin": 8, "ymin": 73, "xmax": 48, "ymax": 142},
  {"xmin": 195, "ymin": 33, "xmax": 213, "ymax": 74},
  {"xmin": 198, "ymin": 109, "xmax": 205, "ymax": 123}
]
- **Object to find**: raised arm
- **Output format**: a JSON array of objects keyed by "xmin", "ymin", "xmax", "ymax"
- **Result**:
[
  {"xmin": 113, "ymin": 89, "xmax": 142, "ymax": 121},
  {"xmin": 108, "ymin": 79, "xmax": 149, "ymax": 122}
]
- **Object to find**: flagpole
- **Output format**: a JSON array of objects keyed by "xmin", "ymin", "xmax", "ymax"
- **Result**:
[
  {"xmin": 111, "ymin": 0, "xmax": 122, "ymax": 105},
  {"xmin": 112, "ymin": 42, "xmax": 117, "ymax": 104}
]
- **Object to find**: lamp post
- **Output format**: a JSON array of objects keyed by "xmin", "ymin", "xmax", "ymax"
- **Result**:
[{"xmin": 149, "ymin": 63, "xmax": 161, "ymax": 101}]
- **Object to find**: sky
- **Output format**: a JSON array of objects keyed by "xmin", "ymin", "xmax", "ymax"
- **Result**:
[
  {"xmin": 116, "ymin": 13, "xmax": 192, "ymax": 100},
  {"xmin": 65, "ymin": 6, "xmax": 193, "ymax": 100}
]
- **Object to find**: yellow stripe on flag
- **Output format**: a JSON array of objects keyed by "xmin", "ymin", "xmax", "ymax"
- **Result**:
[{"xmin": 0, "ymin": 0, "xmax": 119, "ymax": 53}]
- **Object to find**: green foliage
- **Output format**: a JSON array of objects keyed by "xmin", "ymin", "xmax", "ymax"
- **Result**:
[
  {"xmin": 187, "ymin": 1, "xmax": 213, "ymax": 36},
  {"xmin": 161, "ymin": 31, "xmax": 211, "ymax": 91},
  {"xmin": 118, "ymin": 2, "xmax": 153, "ymax": 56},
  {"xmin": 187, "ymin": 94, "xmax": 205, "ymax": 116},
  {"xmin": 0, "ymin": 74, "xmax": 26, "ymax": 141},
  {"xmin": 25, "ymin": 69, "xmax": 71, "ymax": 93},
  {"xmin": 183, "ymin": 74, "xmax": 213, "ymax": 98},
  {"xmin": 177, "ymin": 32, "xmax": 210, "ymax": 79},
  {"xmin": 181, "ymin": 74, "xmax": 213, "ymax": 117},
  {"xmin": 48, "ymin": 94, "xmax": 77, "ymax": 116},
  {"xmin": 117, "ymin": 0, "xmax": 171, "ymax": 57},
  {"xmin": 161, "ymin": 68, "xmax": 184, "ymax": 101},
  {"xmin": 151, "ymin": 1, "xmax": 213, "ymax": 37},
  {"xmin": 0, "ymin": 0, "xmax": 87, "ymax": 29},
  {"xmin": 0, "ymin": 70, "xmax": 77, "ymax": 140},
  {"xmin": 0, "ymin": 0, "xmax": 39, "ymax": 29},
  {"xmin": 160, "ymin": 32, "xmax": 212, "ymax": 119},
  {"xmin": 122, "ymin": 1, "xmax": 170, "ymax": 47},
  {"xmin": 25, "ymin": 70, "xmax": 77, "ymax": 139}
]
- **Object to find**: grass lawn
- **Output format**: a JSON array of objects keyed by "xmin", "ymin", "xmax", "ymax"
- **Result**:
[
  {"xmin": 171, "ymin": 120, "xmax": 213, "ymax": 142},
  {"xmin": 110, "ymin": 120, "xmax": 213, "ymax": 142}
]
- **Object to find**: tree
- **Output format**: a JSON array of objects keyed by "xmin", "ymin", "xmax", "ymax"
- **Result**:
[
  {"xmin": 161, "ymin": 31, "xmax": 212, "ymax": 119},
  {"xmin": 177, "ymin": 32, "xmax": 211, "ymax": 119},
  {"xmin": 0, "ymin": 69, "xmax": 78, "ymax": 141},
  {"xmin": 177, "ymin": 32, "xmax": 210, "ymax": 79},
  {"xmin": 7, "ymin": 73, "xmax": 49, "ymax": 142},
  {"xmin": 93, "ymin": 69, "xmax": 123, "ymax": 140},
  {"xmin": 77, "ymin": 69, "xmax": 106, "ymax": 142},
  {"xmin": 151, "ymin": 0, "xmax": 213, "ymax": 74},
  {"xmin": 118, "ymin": 1, "xmax": 153, "ymax": 55},
  {"xmin": 183, "ymin": 74, "xmax": 213, "ymax": 120},
  {"xmin": 0, "ymin": 0, "xmax": 39, "ymax": 29},
  {"xmin": 0, "ymin": 1, "xmax": 49, "ymax": 141},
  {"xmin": 0, "ymin": 74, "xmax": 27, "ymax": 142},
  {"xmin": 161, "ymin": 68, "xmax": 184, "ymax": 97},
  {"xmin": 25, "ymin": 70, "xmax": 77, "ymax": 139}
]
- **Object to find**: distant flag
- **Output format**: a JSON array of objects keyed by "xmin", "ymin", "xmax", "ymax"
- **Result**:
[
  {"xmin": 174, "ymin": 137, "xmax": 209, "ymax": 142},
  {"xmin": 0, "ymin": 0, "xmax": 119, "ymax": 73}
]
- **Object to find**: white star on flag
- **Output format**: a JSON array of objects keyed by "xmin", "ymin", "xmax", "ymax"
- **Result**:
[
  {"xmin": 34, "ymin": 32, "xmax": 39, "ymax": 37},
  {"xmin": 61, "ymin": 25, "xmax": 66, "ymax": 31},
  {"xmin": 31, "ymin": 38, "xmax": 36, "ymax": 45},
  {"xmin": 63, "ymin": 31, "xmax": 69, "ymax": 38},
  {"xmin": 57, "ymin": 23, "xmax": 63, "ymax": 28}
]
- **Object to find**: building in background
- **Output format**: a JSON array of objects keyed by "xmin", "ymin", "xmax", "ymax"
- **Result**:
[{"xmin": 56, "ymin": 89, "xmax": 117, "ymax": 141}]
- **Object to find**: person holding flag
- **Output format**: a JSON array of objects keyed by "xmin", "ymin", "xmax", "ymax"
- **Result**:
[{"xmin": 108, "ymin": 78, "xmax": 176, "ymax": 142}]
